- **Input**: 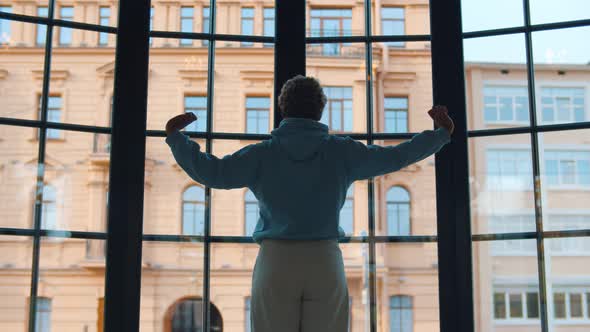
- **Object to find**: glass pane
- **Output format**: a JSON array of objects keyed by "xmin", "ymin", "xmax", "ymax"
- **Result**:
[
  {"xmin": 529, "ymin": 0, "xmax": 590, "ymax": 25},
  {"xmin": 147, "ymin": 37, "xmax": 209, "ymax": 131},
  {"xmin": 0, "ymin": 20, "xmax": 46, "ymax": 120},
  {"xmin": 48, "ymin": 36, "xmax": 116, "ymax": 126},
  {"xmin": 374, "ymin": 42, "xmax": 433, "ymax": 133},
  {"xmin": 470, "ymin": 135, "xmax": 535, "ymax": 235},
  {"xmin": 140, "ymin": 241, "xmax": 204, "ymax": 331},
  {"xmin": 464, "ymin": 34, "xmax": 531, "ymax": 130},
  {"xmin": 38, "ymin": 237, "xmax": 105, "ymax": 330},
  {"xmin": 532, "ymin": 27, "xmax": 590, "ymax": 126},
  {"xmin": 50, "ymin": 3, "xmax": 118, "ymax": 27},
  {"xmin": 308, "ymin": 7, "xmax": 360, "ymax": 37},
  {"xmin": 473, "ymin": 240, "xmax": 541, "ymax": 331},
  {"xmin": 374, "ymin": 5, "xmax": 429, "ymax": 36},
  {"xmin": 0, "ymin": 2, "xmax": 49, "ymax": 16},
  {"xmin": 43, "ymin": 130, "xmax": 110, "ymax": 232},
  {"xmin": 539, "ymin": 129, "xmax": 590, "ymax": 232},
  {"xmin": 306, "ymin": 43, "xmax": 366, "ymax": 134},
  {"xmin": 381, "ymin": 242, "xmax": 439, "ymax": 331},
  {"xmin": 374, "ymin": 142, "xmax": 438, "ymax": 236},
  {"xmin": 0, "ymin": 235, "xmax": 33, "ymax": 331},
  {"xmin": 213, "ymin": 43, "xmax": 274, "ymax": 133},
  {"xmin": 461, "ymin": 0, "xmax": 524, "ymax": 32},
  {"xmin": 0, "ymin": 125, "xmax": 39, "ymax": 229},
  {"xmin": 156, "ymin": 3, "xmax": 214, "ymax": 34}
]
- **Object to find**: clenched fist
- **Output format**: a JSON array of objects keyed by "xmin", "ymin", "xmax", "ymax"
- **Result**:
[
  {"xmin": 428, "ymin": 105, "xmax": 454, "ymax": 135},
  {"xmin": 166, "ymin": 113, "xmax": 198, "ymax": 136}
]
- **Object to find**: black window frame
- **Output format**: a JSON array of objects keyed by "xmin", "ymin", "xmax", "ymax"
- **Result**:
[{"xmin": 0, "ymin": 0, "xmax": 588, "ymax": 331}]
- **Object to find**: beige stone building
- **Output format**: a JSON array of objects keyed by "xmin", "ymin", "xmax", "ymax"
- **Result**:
[{"xmin": 0, "ymin": 0, "xmax": 588, "ymax": 331}]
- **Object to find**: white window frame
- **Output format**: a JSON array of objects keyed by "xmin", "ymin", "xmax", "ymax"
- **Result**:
[
  {"xmin": 492, "ymin": 286, "xmax": 540, "ymax": 325},
  {"xmin": 485, "ymin": 146, "xmax": 533, "ymax": 191},
  {"xmin": 552, "ymin": 287, "xmax": 590, "ymax": 324},
  {"xmin": 543, "ymin": 149, "xmax": 590, "ymax": 190},
  {"xmin": 539, "ymin": 86, "xmax": 586, "ymax": 124}
]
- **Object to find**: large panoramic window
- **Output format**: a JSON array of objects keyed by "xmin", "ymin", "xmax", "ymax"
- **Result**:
[{"xmin": 0, "ymin": 0, "xmax": 588, "ymax": 331}]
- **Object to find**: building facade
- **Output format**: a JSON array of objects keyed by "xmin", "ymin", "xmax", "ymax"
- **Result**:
[{"xmin": 0, "ymin": 0, "xmax": 588, "ymax": 331}]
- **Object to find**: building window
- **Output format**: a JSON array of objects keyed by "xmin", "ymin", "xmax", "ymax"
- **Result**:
[
  {"xmin": 545, "ymin": 150, "xmax": 590, "ymax": 187},
  {"xmin": 390, "ymin": 295, "xmax": 412, "ymax": 332},
  {"xmin": 263, "ymin": 8, "xmax": 274, "ymax": 47},
  {"xmin": 483, "ymin": 86, "xmax": 529, "ymax": 124},
  {"xmin": 493, "ymin": 289, "xmax": 540, "ymax": 321},
  {"xmin": 489, "ymin": 215, "xmax": 536, "ymax": 255},
  {"xmin": 387, "ymin": 186, "xmax": 410, "ymax": 236},
  {"xmin": 245, "ymin": 297, "xmax": 251, "ymax": 332},
  {"xmin": 553, "ymin": 288, "xmax": 590, "ymax": 321},
  {"xmin": 149, "ymin": 7, "xmax": 153, "ymax": 44},
  {"xmin": 38, "ymin": 95, "xmax": 62, "ymax": 139},
  {"xmin": 40, "ymin": 184, "xmax": 57, "ymax": 230},
  {"xmin": 99, "ymin": 7, "xmax": 110, "ymax": 46},
  {"xmin": 244, "ymin": 190, "xmax": 258, "ymax": 236},
  {"xmin": 180, "ymin": 7, "xmax": 194, "ymax": 46},
  {"xmin": 202, "ymin": 7, "xmax": 209, "ymax": 47},
  {"xmin": 246, "ymin": 97, "xmax": 270, "ymax": 134},
  {"xmin": 486, "ymin": 149, "xmax": 532, "ymax": 190},
  {"xmin": 310, "ymin": 9, "xmax": 352, "ymax": 55},
  {"xmin": 37, "ymin": 7, "xmax": 49, "ymax": 45},
  {"xmin": 182, "ymin": 186, "xmax": 205, "ymax": 235},
  {"xmin": 321, "ymin": 87, "xmax": 353, "ymax": 132},
  {"xmin": 169, "ymin": 298, "xmax": 223, "ymax": 332},
  {"xmin": 59, "ymin": 7, "xmax": 74, "ymax": 45},
  {"xmin": 0, "ymin": 6, "xmax": 12, "ymax": 44},
  {"xmin": 35, "ymin": 297, "xmax": 52, "ymax": 332},
  {"xmin": 184, "ymin": 96, "xmax": 207, "ymax": 132},
  {"xmin": 540, "ymin": 87, "xmax": 585, "ymax": 123},
  {"xmin": 381, "ymin": 7, "xmax": 404, "ymax": 47},
  {"xmin": 547, "ymin": 215, "xmax": 590, "ymax": 254},
  {"xmin": 241, "ymin": 8, "xmax": 254, "ymax": 46},
  {"xmin": 384, "ymin": 97, "xmax": 408, "ymax": 133},
  {"xmin": 340, "ymin": 184, "xmax": 354, "ymax": 236}
]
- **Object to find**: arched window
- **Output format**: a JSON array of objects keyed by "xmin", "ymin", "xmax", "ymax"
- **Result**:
[
  {"xmin": 182, "ymin": 186, "xmax": 205, "ymax": 235},
  {"xmin": 40, "ymin": 185, "xmax": 57, "ymax": 230},
  {"xmin": 389, "ymin": 295, "xmax": 413, "ymax": 332},
  {"xmin": 167, "ymin": 297, "xmax": 223, "ymax": 332},
  {"xmin": 340, "ymin": 184, "xmax": 354, "ymax": 235},
  {"xmin": 386, "ymin": 186, "xmax": 410, "ymax": 236},
  {"xmin": 244, "ymin": 190, "xmax": 259, "ymax": 236}
]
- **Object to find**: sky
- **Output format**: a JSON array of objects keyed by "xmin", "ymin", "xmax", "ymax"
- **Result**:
[{"xmin": 461, "ymin": 0, "xmax": 590, "ymax": 64}]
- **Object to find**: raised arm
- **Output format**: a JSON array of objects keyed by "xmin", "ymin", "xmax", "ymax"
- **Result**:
[
  {"xmin": 344, "ymin": 106, "xmax": 454, "ymax": 181},
  {"xmin": 165, "ymin": 113, "xmax": 262, "ymax": 189}
]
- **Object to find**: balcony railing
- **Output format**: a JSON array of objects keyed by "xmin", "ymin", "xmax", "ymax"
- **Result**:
[
  {"xmin": 93, "ymin": 133, "xmax": 111, "ymax": 154},
  {"xmin": 306, "ymin": 44, "xmax": 365, "ymax": 58}
]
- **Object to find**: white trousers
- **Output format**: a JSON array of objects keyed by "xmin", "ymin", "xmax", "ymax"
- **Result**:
[{"xmin": 251, "ymin": 239, "xmax": 349, "ymax": 332}]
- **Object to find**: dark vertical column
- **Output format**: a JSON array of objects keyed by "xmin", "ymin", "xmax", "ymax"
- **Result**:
[
  {"xmin": 273, "ymin": 0, "xmax": 306, "ymax": 128},
  {"xmin": 429, "ymin": 1, "xmax": 475, "ymax": 332},
  {"xmin": 103, "ymin": 0, "xmax": 151, "ymax": 330}
]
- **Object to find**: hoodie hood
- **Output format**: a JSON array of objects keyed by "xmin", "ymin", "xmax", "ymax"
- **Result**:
[{"xmin": 270, "ymin": 117, "xmax": 329, "ymax": 162}]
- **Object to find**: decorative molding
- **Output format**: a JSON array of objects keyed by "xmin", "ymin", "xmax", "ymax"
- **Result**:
[
  {"xmin": 31, "ymin": 69, "xmax": 70, "ymax": 88},
  {"xmin": 382, "ymin": 71, "xmax": 417, "ymax": 82},
  {"xmin": 178, "ymin": 69, "xmax": 208, "ymax": 87}
]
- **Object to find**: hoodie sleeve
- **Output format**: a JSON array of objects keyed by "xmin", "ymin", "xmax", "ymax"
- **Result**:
[
  {"xmin": 165, "ymin": 130, "xmax": 262, "ymax": 189},
  {"xmin": 343, "ymin": 127, "xmax": 451, "ymax": 181}
]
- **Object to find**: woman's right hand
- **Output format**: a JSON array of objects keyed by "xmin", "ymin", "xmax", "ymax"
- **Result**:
[
  {"xmin": 428, "ymin": 105, "xmax": 454, "ymax": 135},
  {"xmin": 166, "ymin": 113, "xmax": 197, "ymax": 136}
]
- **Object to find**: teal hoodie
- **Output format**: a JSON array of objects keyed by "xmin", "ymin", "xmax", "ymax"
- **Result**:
[{"xmin": 165, "ymin": 117, "xmax": 451, "ymax": 244}]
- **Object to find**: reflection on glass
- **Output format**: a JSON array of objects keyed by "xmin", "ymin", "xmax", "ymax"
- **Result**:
[
  {"xmin": 461, "ymin": 0, "xmax": 524, "ymax": 32},
  {"xmin": 473, "ymin": 240, "xmax": 540, "ymax": 331},
  {"xmin": 0, "ymin": 125, "xmax": 38, "ymax": 229},
  {"xmin": 469, "ymin": 135, "xmax": 535, "ymax": 235},
  {"xmin": 529, "ymin": 0, "xmax": 590, "ymax": 25},
  {"xmin": 44, "ymin": 130, "xmax": 110, "ymax": 232}
]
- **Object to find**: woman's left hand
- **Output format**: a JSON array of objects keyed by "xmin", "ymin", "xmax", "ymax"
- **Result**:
[{"xmin": 166, "ymin": 113, "xmax": 197, "ymax": 136}]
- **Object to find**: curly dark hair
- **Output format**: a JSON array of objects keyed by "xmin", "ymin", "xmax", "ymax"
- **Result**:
[{"xmin": 278, "ymin": 75, "xmax": 327, "ymax": 121}]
